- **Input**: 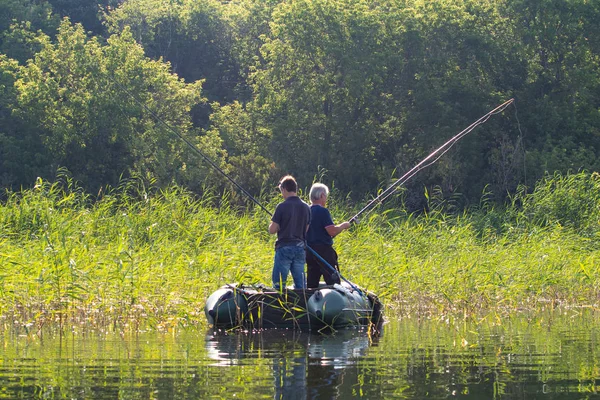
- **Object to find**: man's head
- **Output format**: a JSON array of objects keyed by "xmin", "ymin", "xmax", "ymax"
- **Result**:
[
  {"xmin": 309, "ymin": 183, "xmax": 329, "ymax": 205},
  {"xmin": 278, "ymin": 175, "xmax": 298, "ymax": 194}
]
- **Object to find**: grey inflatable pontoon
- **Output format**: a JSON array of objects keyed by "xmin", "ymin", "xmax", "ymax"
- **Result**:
[{"xmin": 204, "ymin": 281, "xmax": 383, "ymax": 332}]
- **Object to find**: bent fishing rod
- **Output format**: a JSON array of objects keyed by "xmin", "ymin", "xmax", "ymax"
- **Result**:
[
  {"xmin": 350, "ymin": 98, "xmax": 515, "ymax": 223},
  {"xmin": 109, "ymin": 75, "xmax": 360, "ymax": 292}
]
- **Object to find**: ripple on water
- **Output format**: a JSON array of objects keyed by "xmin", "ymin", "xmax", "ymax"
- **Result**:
[{"xmin": 0, "ymin": 314, "xmax": 599, "ymax": 399}]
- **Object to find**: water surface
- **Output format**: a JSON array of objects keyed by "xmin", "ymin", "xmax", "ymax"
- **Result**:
[{"xmin": 1, "ymin": 312, "xmax": 599, "ymax": 399}]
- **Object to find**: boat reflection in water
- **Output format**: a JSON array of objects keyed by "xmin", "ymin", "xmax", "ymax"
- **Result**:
[{"xmin": 205, "ymin": 328, "xmax": 379, "ymax": 399}]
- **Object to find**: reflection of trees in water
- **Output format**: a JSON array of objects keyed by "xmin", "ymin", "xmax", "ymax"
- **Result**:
[{"xmin": 205, "ymin": 329, "xmax": 377, "ymax": 399}]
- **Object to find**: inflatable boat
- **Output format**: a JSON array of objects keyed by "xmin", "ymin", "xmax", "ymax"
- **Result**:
[{"xmin": 204, "ymin": 281, "xmax": 383, "ymax": 332}]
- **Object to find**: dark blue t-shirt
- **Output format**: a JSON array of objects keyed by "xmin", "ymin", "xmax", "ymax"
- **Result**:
[
  {"xmin": 306, "ymin": 205, "xmax": 334, "ymax": 246},
  {"xmin": 271, "ymin": 196, "xmax": 311, "ymax": 249}
]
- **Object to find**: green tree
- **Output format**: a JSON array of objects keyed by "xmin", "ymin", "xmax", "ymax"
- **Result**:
[
  {"xmin": 207, "ymin": 101, "xmax": 277, "ymax": 196},
  {"xmin": 223, "ymin": 0, "xmax": 282, "ymax": 101},
  {"xmin": 394, "ymin": 0, "xmax": 526, "ymax": 201},
  {"xmin": 9, "ymin": 20, "xmax": 220, "ymax": 192},
  {"xmin": 502, "ymin": 0, "xmax": 600, "ymax": 183},
  {"xmin": 251, "ymin": 0, "xmax": 521, "ymax": 200},
  {"xmin": 0, "ymin": 0, "xmax": 59, "ymax": 61},
  {"xmin": 0, "ymin": 54, "xmax": 53, "ymax": 189},
  {"xmin": 105, "ymin": 0, "xmax": 243, "ymax": 108},
  {"xmin": 46, "ymin": 0, "xmax": 119, "ymax": 35},
  {"xmin": 0, "ymin": 0, "xmax": 57, "ymax": 35},
  {"xmin": 252, "ymin": 0, "xmax": 394, "ymax": 193}
]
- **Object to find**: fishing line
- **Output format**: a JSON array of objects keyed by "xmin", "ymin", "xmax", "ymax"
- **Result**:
[
  {"xmin": 366, "ymin": 103, "xmax": 509, "ymax": 209},
  {"xmin": 108, "ymin": 76, "xmax": 273, "ymax": 217},
  {"xmin": 350, "ymin": 98, "xmax": 515, "ymax": 222},
  {"xmin": 513, "ymin": 101, "xmax": 527, "ymax": 187},
  {"xmin": 106, "ymin": 72, "xmax": 361, "ymax": 292}
]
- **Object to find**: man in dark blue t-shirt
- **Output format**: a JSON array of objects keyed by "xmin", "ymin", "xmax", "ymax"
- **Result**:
[
  {"xmin": 306, "ymin": 183, "xmax": 351, "ymax": 288},
  {"xmin": 269, "ymin": 175, "xmax": 311, "ymax": 289}
]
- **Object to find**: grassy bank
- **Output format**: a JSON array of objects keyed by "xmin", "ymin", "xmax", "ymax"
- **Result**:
[{"xmin": 1, "ymin": 172, "xmax": 599, "ymax": 333}]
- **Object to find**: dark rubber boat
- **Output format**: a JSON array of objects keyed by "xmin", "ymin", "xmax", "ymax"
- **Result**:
[{"xmin": 204, "ymin": 281, "xmax": 383, "ymax": 332}]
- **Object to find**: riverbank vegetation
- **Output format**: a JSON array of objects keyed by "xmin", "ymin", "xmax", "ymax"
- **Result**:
[
  {"xmin": 1, "ymin": 0, "xmax": 600, "ymax": 208},
  {"xmin": 1, "ymin": 171, "xmax": 598, "ymax": 333},
  {"xmin": 1, "ymin": 0, "xmax": 599, "ymax": 333}
]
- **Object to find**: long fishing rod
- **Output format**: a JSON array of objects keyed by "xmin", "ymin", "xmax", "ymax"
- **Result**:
[
  {"xmin": 109, "ymin": 74, "xmax": 361, "ymax": 292},
  {"xmin": 350, "ymin": 98, "xmax": 515, "ymax": 223}
]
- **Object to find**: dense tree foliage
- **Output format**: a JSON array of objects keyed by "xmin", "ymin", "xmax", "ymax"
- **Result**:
[
  {"xmin": 1, "ymin": 0, "xmax": 599, "ymax": 207},
  {"xmin": 1, "ymin": 20, "xmax": 223, "ymax": 192},
  {"xmin": 46, "ymin": 0, "xmax": 119, "ymax": 35},
  {"xmin": 0, "ymin": 0, "xmax": 58, "ymax": 62}
]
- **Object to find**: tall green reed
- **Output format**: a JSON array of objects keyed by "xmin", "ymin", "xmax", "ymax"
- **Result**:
[{"xmin": 0, "ymin": 171, "xmax": 598, "ymax": 332}]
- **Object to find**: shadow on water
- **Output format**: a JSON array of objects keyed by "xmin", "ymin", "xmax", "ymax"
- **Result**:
[{"xmin": 205, "ymin": 328, "xmax": 379, "ymax": 399}]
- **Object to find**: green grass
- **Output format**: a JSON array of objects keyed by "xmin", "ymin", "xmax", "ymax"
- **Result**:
[{"xmin": 1, "ymin": 172, "xmax": 599, "ymax": 333}]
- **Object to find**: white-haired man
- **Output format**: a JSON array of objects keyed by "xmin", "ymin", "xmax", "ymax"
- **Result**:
[{"xmin": 305, "ymin": 183, "xmax": 351, "ymax": 288}]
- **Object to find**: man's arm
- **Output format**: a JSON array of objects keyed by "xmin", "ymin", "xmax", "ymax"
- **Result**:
[
  {"xmin": 269, "ymin": 221, "xmax": 280, "ymax": 234},
  {"xmin": 325, "ymin": 221, "xmax": 351, "ymax": 238}
]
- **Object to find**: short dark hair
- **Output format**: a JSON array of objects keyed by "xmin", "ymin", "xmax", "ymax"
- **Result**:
[{"xmin": 279, "ymin": 175, "xmax": 297, "ymax": 192}]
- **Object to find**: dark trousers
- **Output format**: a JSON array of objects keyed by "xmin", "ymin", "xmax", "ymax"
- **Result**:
[{"xmin": 306, "ymin": 244, "xmax": 341, "ymax": 289}]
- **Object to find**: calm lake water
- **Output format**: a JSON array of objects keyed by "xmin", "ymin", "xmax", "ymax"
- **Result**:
[{"xmin": 1, "ymin": 312, "xmax": 599, "ymax": 399}]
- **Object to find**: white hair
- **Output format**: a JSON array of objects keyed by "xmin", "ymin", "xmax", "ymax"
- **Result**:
[{"xmin": 309, "ymin": 183, "xmax": 329, "ymax": 202}]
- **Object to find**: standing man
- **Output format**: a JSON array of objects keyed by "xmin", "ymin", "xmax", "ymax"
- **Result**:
[
  {"xmin": 306, "ymin": 183, "xmax": 351, "ymax": 289},
  {"xmin": 269, "ymin": 175, "xmax": 311, "ymax": 290}
]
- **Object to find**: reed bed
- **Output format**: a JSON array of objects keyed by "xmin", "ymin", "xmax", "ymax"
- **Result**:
[{"xmin": 0, "ymin": 172, "xmax": 599, "ymax": 333}]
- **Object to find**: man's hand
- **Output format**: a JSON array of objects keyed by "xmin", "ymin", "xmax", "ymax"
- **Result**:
[{"xmin": 268, "ymin": 221, "xmax": 280, "ymax": 234}]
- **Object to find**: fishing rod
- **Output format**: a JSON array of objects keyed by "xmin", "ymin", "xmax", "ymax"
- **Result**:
[
  {"xmin": 109, "ymin": 77, "xmax": 273, "ymax": 217},
  {"xmin": 108, "ymin": 74, "xmax": 361, "ymax": 292},
  {"xmin": 349, "ymin": 98, "xmax": 515, "ymax": 223}
]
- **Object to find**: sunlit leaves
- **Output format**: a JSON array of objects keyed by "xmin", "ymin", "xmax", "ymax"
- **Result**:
[{"xmin": 10, "ymin": 20, "xmax": 213, "ymax": 192}]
